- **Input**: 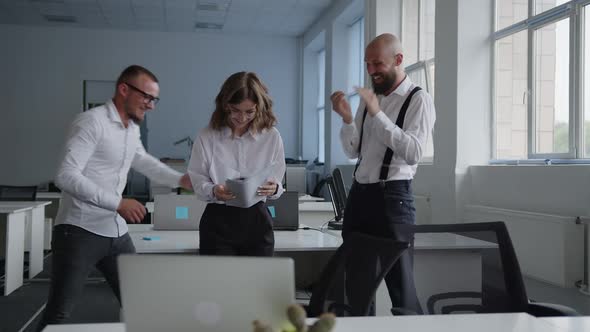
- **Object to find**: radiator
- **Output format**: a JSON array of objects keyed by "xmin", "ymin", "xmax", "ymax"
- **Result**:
[
  {"xmin": 463, "ymin": 204, "xmax": 584, "ymax": 288},
  {"xmin": 414, "ymin": 195, "xmax": 431, "ymax": 225}
]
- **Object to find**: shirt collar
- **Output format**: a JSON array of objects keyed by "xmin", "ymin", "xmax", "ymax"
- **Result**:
[
  {"xmin": 221, "ymin": 126, "xmax": 261, "ymax": 141},
  {"xmin": 390, "ymin": 74, "xmax": 413, "ymax": 97},
  {"xmin": 106, "ymin": 99, "xmax": 136, "ymax": 129}
]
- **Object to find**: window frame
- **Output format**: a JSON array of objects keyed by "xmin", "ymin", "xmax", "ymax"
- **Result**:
[
  {"xmin": 402, "ymin": 0, "xmax": 436, "ymax": 163},
  {"xmin": 346, "ymin": 17, "xmax": 365, "ymax": 119},
  {"xmin": 317, "ymin": 49, "xmax": 326, "ymax": 163},
  {"xmin": 492, "ymin": 0, "xmax": 590, "ymax": 161}
]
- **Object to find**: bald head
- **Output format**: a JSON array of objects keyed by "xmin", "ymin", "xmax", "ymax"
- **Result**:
[
  {"xmin": 366, "ymin": 33, "xmax": 403, "ymax": 58},
  {"xmin": 364, "ymin": 33, "xmax": 405, "ymax": 95}
]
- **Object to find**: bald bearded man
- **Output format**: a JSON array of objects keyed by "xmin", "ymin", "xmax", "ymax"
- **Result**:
[{"xmin": 331, "ymin": 33, "xmax": 436, "ymax": 314}]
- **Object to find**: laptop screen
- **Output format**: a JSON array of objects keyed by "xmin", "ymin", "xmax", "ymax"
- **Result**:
[
  {"xmin": 267, "ymin": 191, "xmax": 299, "ymax": 231},
  {"xmin": 153, "ymin": 195, "xmax": 207, "ymax": 230},
  {"xmin": 118, "ymin": 255, "xmax": 295, "ymax": 332}
]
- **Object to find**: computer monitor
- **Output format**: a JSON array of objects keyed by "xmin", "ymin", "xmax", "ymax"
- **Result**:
[
  {"xmin": 332, "ymin": 168, "xmax": 348, "ymax": 210},
  {"xmin": 326, "ymin": 177, "xmax": 343, "ymax": 222}
]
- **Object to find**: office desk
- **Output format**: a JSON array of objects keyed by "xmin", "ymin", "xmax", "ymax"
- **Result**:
[
  {"xmin": 127, "ymin": 224, "xmax": 341, "ymax": 288},
  {"xmin": 127, "ymin": 224, "xmax": 342, "ymax": 253},
  {"xmin": 126, "ymin": 223, "xmax": 495, "ymax": 312},
  {"xmin": 42, "ymin": 313, "xmax": 562, "ymax": 332},
  {"xmin": 0, "ymin": 201, "xmax": 50, "ymax": 279},
  {"xmin": 0, "ymin": 204, "xmax": 29, "ymax": 295},
  {"xmin": 37, "ymin": 193, "xmax": 62, "ymax": 250},
  {"xmin": 298, "ymin": 201, "xmax": 335, "ymax": 228},
  {"xmin": 541, "ymin": 316, "xmax": 590, "ymax": 331},
  {"xmin": 325, "ymin": 228, "xmax": 496, "ymax": 315},
  {"xmin": 36, "ymin": 192, "xmax": 63, "ymax": 200}
]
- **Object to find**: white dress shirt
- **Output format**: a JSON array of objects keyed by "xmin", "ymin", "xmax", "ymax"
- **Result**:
[
  {"xmin": 55, "ymin": 100, "xmax": 183, "ymax": 237},
  {"xmin": 340, "ymin": 76, "xmax": 436, "ymax": 183},
  {"xmin": 188, "ymin": 126, "xmax": 286, "ymax": 204}
]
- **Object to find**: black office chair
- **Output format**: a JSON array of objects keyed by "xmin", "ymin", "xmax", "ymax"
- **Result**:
[
  {"xmin": 408, "ymin": 222, "xmax": 579, "ymax": 317},
  {"xmin": 307, "ymin": 231, "xmax": 410, "ymax": 317},
  {"xmin": 0, "ymin": 185, "xmax": 37, "ymax": 201}
]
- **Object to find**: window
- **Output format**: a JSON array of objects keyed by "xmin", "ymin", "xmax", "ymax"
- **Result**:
[
  {"xmin": 347, "ymin": 17, "xmax": 364, "ymax": 119},
  {"xmin": 318, "ymin": 49, "xmax": 326, "ymax": 163},
  {"xmin": 402, "ymin": 0, "xmax": 436, "ymax": 162},
  {"xmin": 493, "ymin": 1, "xmax": 589, "ymax": 161},
  {"xmin": 584, "ymin": 3, "xmax": 590, "ymax": 157}
]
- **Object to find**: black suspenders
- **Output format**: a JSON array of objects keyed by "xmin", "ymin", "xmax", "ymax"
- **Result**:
[{"xmin": 353, "ymin": 86, "xmax": 422, "ymax": 181}]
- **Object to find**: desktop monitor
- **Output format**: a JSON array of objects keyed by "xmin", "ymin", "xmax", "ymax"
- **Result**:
[
  {"xmin": 332, "ymin": 168, "xmax": 348, "ymax": 210},
  {"xmin": 326, "ymin": 178, "xmax": 343, "ymax": 231},
  {"xmin": 326, "ymin": 177, "xmax": 344, "ymax": 223}
]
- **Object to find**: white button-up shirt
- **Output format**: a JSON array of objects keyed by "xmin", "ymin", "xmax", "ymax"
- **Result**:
[
  {"xmin": 55, "ymin": 100, "xmax": 182, "ymax": 237},
  {"xmin": 188, "ymin": 126, "xmax": 286, "ymax": 204},
  {"xmin": 340, "ymin": 76, "xmax": 436, "ymax": 183}
]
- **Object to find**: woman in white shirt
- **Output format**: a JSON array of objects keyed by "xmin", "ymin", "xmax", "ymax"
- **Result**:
[{"xmin": 188, "ymin": 72, "xmax": 286, "ymax": 256}]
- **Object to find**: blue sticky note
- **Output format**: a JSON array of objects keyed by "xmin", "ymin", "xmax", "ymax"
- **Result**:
[
  {"xmin": 176, "ymin": 206, "xmax": 189, "ymax": 220},
  {"xmin": 268, "ymin": 206, "xmax": 276, "ymax": 218},
  {"xmin": 142, "ymin": 236, "xmax": 160, "ymax": 241}
]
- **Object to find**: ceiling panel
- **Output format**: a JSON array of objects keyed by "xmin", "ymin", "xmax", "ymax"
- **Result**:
[{"xmin": 0, "ymin": 0, "xmax": 336, "ymax": 36}]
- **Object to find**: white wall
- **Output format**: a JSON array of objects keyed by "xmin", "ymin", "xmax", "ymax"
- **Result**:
[
  {"xmin": 0, "ymin": 24, "xmax": 299, "ymax": 185},
  {"xmin": 301, "ymin": 0, "xmax": 364, "ymax": 173}
]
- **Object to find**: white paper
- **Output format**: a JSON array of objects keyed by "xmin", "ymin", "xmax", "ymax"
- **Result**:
[{"xmin": 225, "ymin": 164, "xmax": 275, "ymax": 208}]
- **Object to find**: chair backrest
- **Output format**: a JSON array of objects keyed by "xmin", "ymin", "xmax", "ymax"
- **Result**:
[
  {"xmin": 307, "ymin": 231, "xmax": 410, "ymax": 317},
  {"xmin": 411, "ymin": 222, "xmax": 529, "ymax": 315},
  {"xmin": 0, "ymin": 185, "xmax": 37, "ymax": 201}
]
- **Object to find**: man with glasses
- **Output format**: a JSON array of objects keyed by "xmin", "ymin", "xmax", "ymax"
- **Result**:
[{"xmin": 37, "ymin": 65, "xmax": 192, "ymax": 330}]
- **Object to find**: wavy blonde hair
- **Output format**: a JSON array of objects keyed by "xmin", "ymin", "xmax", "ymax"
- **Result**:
[{"xmin": 209, "ymin": 72, "xmax": 277, "ymax": 132}]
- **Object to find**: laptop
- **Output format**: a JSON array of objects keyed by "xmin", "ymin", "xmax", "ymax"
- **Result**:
[
  {"xmin": 267, "ymin": 191, "xmax": 299, "ymax": 231},
  {"xmin": 153, "ymin": 194, "xmax": 207, "ymax": 230},
  {"xmin": 118, "ymin": 255, "xmax": 295, "ymax": 332}
]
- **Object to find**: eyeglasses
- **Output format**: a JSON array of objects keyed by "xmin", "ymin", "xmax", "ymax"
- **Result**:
[
  {"xmin": 125, "ymin": 82, "xmax": 160, "ymax": 105},
  {"xmin": 228, "ymin": 105, "xmax": 256, "ymax": 118}
]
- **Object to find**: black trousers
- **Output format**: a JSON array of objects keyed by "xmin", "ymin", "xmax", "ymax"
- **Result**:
[
  {"xmin": 199, "ymin": 201, "xmax": 274, "ymax": 257},
  {"xmin": 342, "ymin": 180, "xmax": 423, "ymax": 315},
  {"xmin": 36, "ymin": 224, "xmax": 136, "ymax": 331}
]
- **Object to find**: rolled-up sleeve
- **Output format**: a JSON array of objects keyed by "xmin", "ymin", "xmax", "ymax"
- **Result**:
[{"xmin": 55, "ymin": 115, "xmax": 121, "ymax": 211}]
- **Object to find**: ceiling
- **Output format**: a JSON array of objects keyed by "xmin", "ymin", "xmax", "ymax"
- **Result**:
[{"xmin": 0, "ymin": 0, "xmax": 334, "ymax": 36}]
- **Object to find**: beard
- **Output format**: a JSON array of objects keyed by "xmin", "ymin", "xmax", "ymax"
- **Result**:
[
  {"xmin": 128, "ymin": 111, "xmax": 142, "ymax": 124},
  {"xmin": 371, "ymin": 71, "xmax": 397, "ymax": 95},
  {"xmin": 124, "ymin": 101, "xmax": 143, "ymax": 124}
]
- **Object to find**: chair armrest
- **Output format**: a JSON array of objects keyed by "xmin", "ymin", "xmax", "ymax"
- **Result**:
[{"xmin": 528, "ymin": 302, "xmax": 580, "ymax": 317}]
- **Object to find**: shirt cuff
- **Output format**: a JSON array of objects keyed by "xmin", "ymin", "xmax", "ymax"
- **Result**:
[
  {"xmin": 268, "ymin": 182, "xmax": 284, "ymax": 200},
  {"xmin": 205, "ymin": 183, "xmax": 216, "ymax": 201}
]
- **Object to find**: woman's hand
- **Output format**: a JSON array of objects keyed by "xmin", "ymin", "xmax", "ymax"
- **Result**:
[
  {"xmin": 213, "ymin": 184, "xmax": 236, "ymax": 201},
  {"xmin": 257, "ymin": 181, "xmax": 279, "ymax": 197}
]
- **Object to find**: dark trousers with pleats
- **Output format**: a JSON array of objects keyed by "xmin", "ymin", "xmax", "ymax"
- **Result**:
[
  {"xmin": 342, "ymin": 180, "xmax": 423, "ymax": 315},
  {"xmin": 199, "ymin": 201, "xmax": 275, "ymax": 257}
]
